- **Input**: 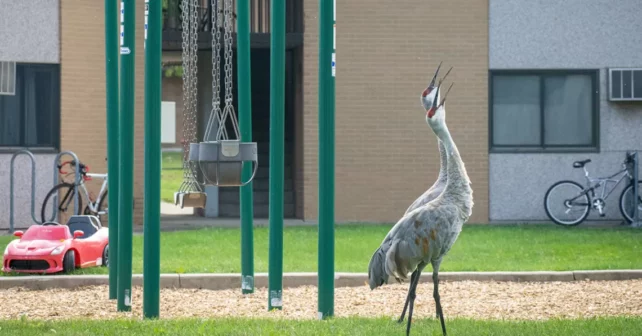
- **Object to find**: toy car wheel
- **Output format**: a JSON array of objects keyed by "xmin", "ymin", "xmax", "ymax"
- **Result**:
[
  {"xmin": 63, "ymin": 250, "xmax": 76, "ymax": 273},
  {"xmin": 102, "ymin": 244, "xmax": 109, "ymax": 267}
]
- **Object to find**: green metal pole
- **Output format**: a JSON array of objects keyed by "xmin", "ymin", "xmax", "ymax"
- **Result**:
[
  {"xmin": 318, "ymin": 0, "xmax": 336, "ymax": 319},
  {"xmin": 268, "ymin": 0, "xmax": 285, "ymax": 311},
  {"xmin": 105, "ymin": 0, "xmax": 119, "ymax": 301},
  {"xmin": 143, "ymin": 0, "xmax": 161, "ymax": 319},
  {"xmin": 117, "ymin": 0, "xmax": 135, "ymax": 312},
  {"xmin": 237, "ymin": 0, "xmax": 255, "ymax": 294}
]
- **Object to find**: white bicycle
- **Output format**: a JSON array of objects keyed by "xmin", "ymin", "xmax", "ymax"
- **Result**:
[{"xmin": 41, "ymin": 160, "xmax": 109, "ymax": 224}]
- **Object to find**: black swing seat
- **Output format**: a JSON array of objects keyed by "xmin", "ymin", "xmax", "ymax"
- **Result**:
[
  {"xmin": 66, "ymin": 215, "xmax": 101, "ymax": 239},
  {"xmin": 573, "ymin": 159, "xmax": 591, "ymax": 168}
]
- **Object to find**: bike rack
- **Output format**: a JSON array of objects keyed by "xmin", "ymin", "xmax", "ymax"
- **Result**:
[
  {"xmin": 9, "ymin": 150, "xmax": 41, "ymax": 233},
  {"xmin": 8, "ymin": 150, "xmax": 82, "ymax": 233}
]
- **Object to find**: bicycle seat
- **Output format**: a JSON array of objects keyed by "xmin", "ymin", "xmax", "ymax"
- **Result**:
[{"xmin": 573, "ymin": 159, "xmax": 591, "ymax": 168}]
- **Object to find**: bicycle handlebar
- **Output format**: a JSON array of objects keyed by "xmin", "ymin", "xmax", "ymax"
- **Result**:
[{"xmin": 57, "ymin": 160, "xmax": 90, "ymax": 178}]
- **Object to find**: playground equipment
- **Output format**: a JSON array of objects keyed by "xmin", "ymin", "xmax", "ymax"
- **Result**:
[
  {"xmin": 143, "ymin": 0, "xmax": 162, "ymax": 318},
  {"xmin": 318, "ymin": 0, "xmax": 337, "ymax": 318},
  {"xmin": 174, "ymin": 0, "xmax": 259, "ymax": 211},
  {"xmin": 173, "ymin": 0, "xmax": 336, "ymax": 316},
  {"xmin": 102, "ymin": 0, "xmax": 163, "ymax": 318},
  {"xmin": 9, "ymin": 149, "xmax": 83, "ymax": 234},
  {"xmin": 186, "ymin": 0, "xmax": 258, "ymax": 189},
  {"xmin": 102, "ymin": 0, "xmax": 336, "ymax": 320},
  {"xmin": 176, "ymin": 0, "xmax": 259, "ymax": 296},
  {"xmin": 173, "ymin": 0, "xmax": 207, "ymax": 209}
]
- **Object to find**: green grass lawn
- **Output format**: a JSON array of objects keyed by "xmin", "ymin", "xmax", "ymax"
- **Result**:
[
  {"xmin": 2, "ymin": 224, "xmax": 641, "ymax": 275},
  {"xmin": 1, "ymin": 317, "xmax": 641, "ymax": 336},
  {"xmin": 161, "ymin": 151, "xmax": 183, "ymax": 203}
]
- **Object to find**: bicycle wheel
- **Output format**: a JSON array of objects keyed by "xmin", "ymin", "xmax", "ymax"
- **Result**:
[
  {"xmin": 544, "ymin": 180, "xmax": 591, "ymax": 226},
  {"xmin": 41, "ymin": 183, "xmax": 83, "ymax": 224},
  {"xmin": 84, "ymin": 190, "xmax": 109, "ymax": 223},
  {"xmin": 619, "ymin": 181, "xmax": 642, "ymax": 223}
]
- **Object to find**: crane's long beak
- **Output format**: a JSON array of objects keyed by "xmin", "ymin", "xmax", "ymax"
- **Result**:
[
  {"xmin": 438, "ymin": 83, "xmax": 454, "ymax": 109},
  {"xmin": 428, "ymin": 61, "xmax": 442, "ymax": 88},
  {"xmin": 422, "ymin": 62, "xmax": 444, "ymax": 98}
]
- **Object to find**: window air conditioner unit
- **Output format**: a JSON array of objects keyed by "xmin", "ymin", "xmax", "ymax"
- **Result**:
[
  {"xmin": 608, "ymin": 68, "xmax": 642, "ymax": 102},
  {"xmin": 0, "ymin": 61, "xmax": 16, "ymax": 96}
]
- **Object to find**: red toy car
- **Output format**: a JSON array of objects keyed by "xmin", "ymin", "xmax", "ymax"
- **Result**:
[{"xmin": 2, "ymin": 215, "xmax": 109, "ymax": 274}]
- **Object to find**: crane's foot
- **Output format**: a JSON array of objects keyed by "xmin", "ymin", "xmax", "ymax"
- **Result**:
[
  {"xmin": 405, "ymin": 311, "xmax": 414, "ymax": 335},
  {"xmin": 435, "ymin": 297, "xmax": 447, "ymax": 335}
]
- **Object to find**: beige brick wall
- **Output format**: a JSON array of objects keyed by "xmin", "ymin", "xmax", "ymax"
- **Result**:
[
  {"xmin": 60, "ymin": 0, "xmax": 146, "ymax": 225},
  {"xmin": 302, "ymin": 0, "xmax": 490, "ymax": 223},
  {"xmin": 59, "ymin": 0, "xmax": 489, "ymax": 225}
]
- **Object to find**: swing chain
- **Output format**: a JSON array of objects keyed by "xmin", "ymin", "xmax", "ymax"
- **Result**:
[
  {"xmin": 188, "ymin": 0, "xmax": 201, "ymax": 190},
  {"xmin": 205, "ymin": 0, "xmax": 225, "ymax": 142},
  {"xmin": 223, "ymin": 0, "xmax": 234, "ymax": 107},
  {"xmin": 179, "ymin": 0, "xmax": 191, "ymax": 189},
  {"xmin": 178, "ymin": 0, "xmax": 202, "ymax": 193},
  {"xmin": 215, "ymin": 0, "xmax": 240, "ymax": 141}
]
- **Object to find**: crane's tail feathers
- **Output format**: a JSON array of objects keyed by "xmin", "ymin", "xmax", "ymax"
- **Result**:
[
  {"xmin": 367, "ymin": 247, "xmax": 388, "ymax": 290},
  {"xmin": 368, "ymin": 240, "xmax": 411, "ymax": 290}
]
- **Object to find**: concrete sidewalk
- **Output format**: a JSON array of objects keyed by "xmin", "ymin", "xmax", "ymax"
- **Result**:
[{"xmin": 1, "ymin": 270, "xmax": 641, "ymax": 291}]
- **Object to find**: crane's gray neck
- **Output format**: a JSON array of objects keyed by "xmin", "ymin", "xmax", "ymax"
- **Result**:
[
  {"xmin": 436, "ymin": 140, "xmax": 448, "ymax": 183},
  {"xmin": 435, "ymin": 123, "xmax": 473, "ymax": 218}
]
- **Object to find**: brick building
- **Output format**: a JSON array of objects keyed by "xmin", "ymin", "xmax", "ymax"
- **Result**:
[
  {"xmin": 2, "ymin": 0, "xmax": 640, "ymax": 229},
  {"xmin": 160, "ymin": 0, "xmax": 489, "ymax": 222}
]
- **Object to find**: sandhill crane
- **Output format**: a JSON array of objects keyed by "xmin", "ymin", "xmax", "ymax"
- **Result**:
[
  {"xmin": 368, "ymin": 79, "xmax": 473, "ymax": 336},
  {"xmin": 399, "ymin": 63, "xmax": 452, "ymax": 323}
]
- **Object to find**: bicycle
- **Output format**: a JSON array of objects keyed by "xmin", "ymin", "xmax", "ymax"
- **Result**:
[
  {"xmin": 41, "ymin": 160, "xmax": 109, "ymax": 224},
  {"xmin": 544, "ymin": 153, "xmax": 642, "ymax": 226}
]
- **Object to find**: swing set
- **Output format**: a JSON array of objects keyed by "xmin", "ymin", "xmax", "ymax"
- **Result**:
[
  {"xmin": 173, "ymin": 0, "xmax": 258, "ymax": 209},
  {"xmin": 104, "ymin": 0, "xmax": 336, "ymax": 320}
]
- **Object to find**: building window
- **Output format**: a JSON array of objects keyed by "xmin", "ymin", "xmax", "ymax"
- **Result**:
[
  {"xmin": 490, "ymin": 70, "xmax": 599, "ymax": 152},
  {"xmin": 0, "ymin": 63, "xmax": 60, "ymax": 150}
]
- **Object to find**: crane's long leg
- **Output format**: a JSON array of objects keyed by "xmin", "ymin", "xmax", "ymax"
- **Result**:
[
  {"xmin": 432, "ymin": 260, "xmax": 447, "ymax": 336},
  {"xmin": 397, "ymin": 269, "xmax": 419, "ymax": 323},
  {"xmin": 406, "ymin": 263, "xmax": 427, "ymax": 336}
]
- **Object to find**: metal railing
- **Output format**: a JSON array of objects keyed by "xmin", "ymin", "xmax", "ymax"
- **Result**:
[{"xmin": 8, "ymin": 150, "xmax": 82, "ymax": 233}]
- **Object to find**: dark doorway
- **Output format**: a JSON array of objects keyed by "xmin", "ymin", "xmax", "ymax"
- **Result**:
[{"xmin": 212, "ymin": 48, "xmax": 296, "ymax": 218}]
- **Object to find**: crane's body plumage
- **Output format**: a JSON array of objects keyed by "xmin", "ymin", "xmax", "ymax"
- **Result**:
[
  {"xmin": 368, "ymin": 134, "xmax": 472, "ymax": 289},
  {"xmin": 369, "ymin": 202, "xmax": 459, "ymax": 287}
]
